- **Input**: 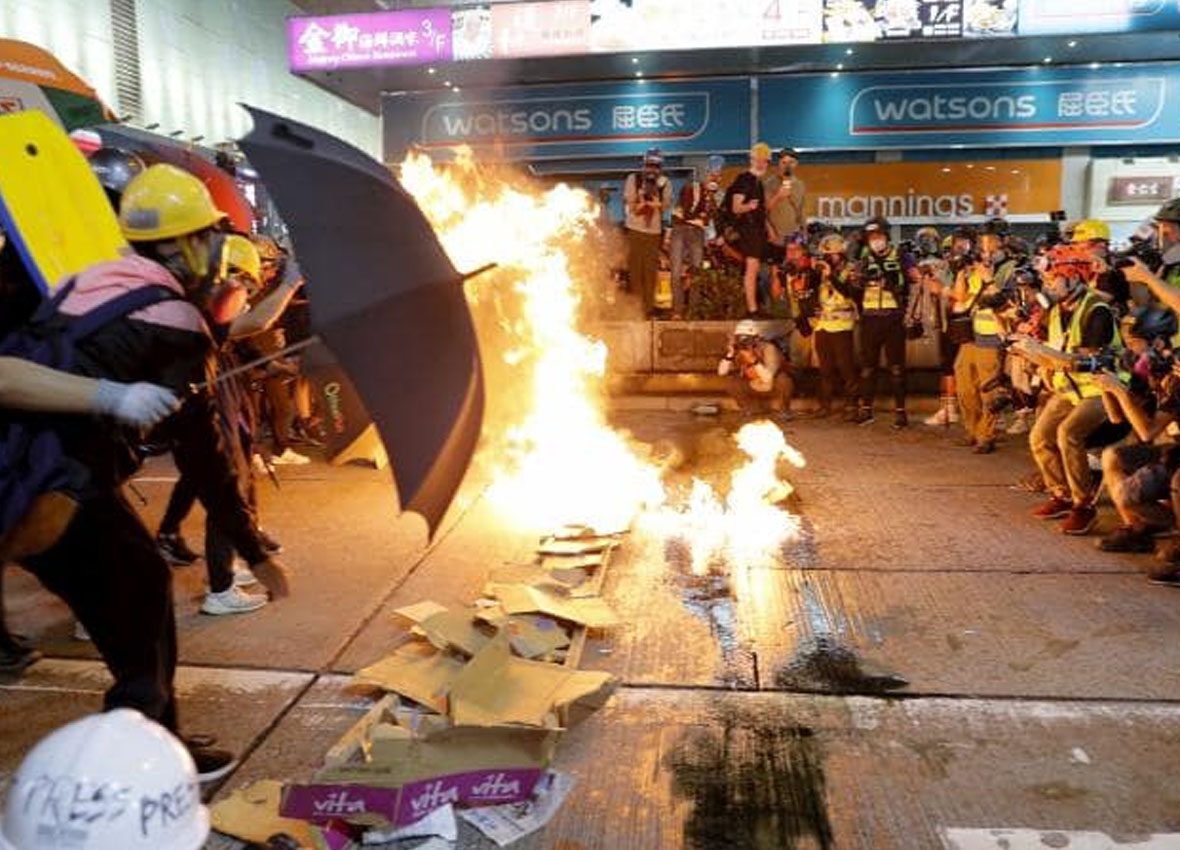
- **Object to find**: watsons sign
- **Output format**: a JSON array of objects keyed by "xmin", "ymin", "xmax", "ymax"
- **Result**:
[
  {"xmin": 850, "ymin": 78, "xmax": 1164, "ymax": 135},
  {"xmin": 759, "ymin": 65, "xmax": 1180, "ymax": 149},
  {"xmin": 384, "ymin": 78, "xmax": 751, "ymax": 160}
]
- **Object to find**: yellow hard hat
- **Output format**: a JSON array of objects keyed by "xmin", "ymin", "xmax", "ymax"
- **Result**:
[
  {"xmin": 751, "ymin": 142, "xmax": 771, "ymax": 161},
  {"xmin": 221, "ymin": 233, "xmax": 261, "ymax": 286},
  {"xmin": 1072, "ymin": 219, "xmax": 1111, "ymax": 243},
  {"xmin": 119, "ymin": 164, "xmax": 225, "ymax": 242}
]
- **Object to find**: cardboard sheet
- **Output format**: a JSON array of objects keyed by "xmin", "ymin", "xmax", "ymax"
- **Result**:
[
  {"xmin": 394, "ymin": 600, "xmax": 493, "ymax": 656},
  {"xmin": 488, "ymin": 583, "xmax": 620, "ymax": 629},
  {"xmin": 351, "ymin": 641, "xmax": 464, "ymax": 711}
]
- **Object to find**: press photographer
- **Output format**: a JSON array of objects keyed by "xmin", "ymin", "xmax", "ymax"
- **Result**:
[
  {"xmin": 950, "ymin": 220, "xmax": 1017, "ymax": 454},
  {"xmin": 1121, "ymin": 199, "xmax": 1180, "ymax": 313},
  {"xmin": 717, "ymin": 319, "xmax": 794, "ymax": 417},
  {"xmin": 1092, "ymin": 307, "xmax": 1180, "ymax": 580},
  {"xmin": 1010, "ymin": 244, "xmax": 1123, "ymax": 535},
  {"xmin": 624, "ymin": 147, "xmax": 672, "ymax": 317}
]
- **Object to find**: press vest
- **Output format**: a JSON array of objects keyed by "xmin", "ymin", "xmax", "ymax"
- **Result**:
[
  {"xmin": 861, "ymin": 248, "xmax": 905, "ymax": 313},
  {"xmin": 815, "ymin": 277, "xmax": 857, "ymax": 332},
  {"xmin": 967, "ymin": 260, "xmax": 1014, "ymax": 340},
  {"xmin": 1048, "ymin": 290, "xmax": 1124, "ymax": 403}
]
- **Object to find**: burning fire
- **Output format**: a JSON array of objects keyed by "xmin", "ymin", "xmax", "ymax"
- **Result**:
[{"xmin": 398, "ymin": 149, "xmax": 803, "ymax": 566}]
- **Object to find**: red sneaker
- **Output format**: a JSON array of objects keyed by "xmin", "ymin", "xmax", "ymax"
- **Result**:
[
  {"xmin": 1061, "ymin": 504, "xmax": 1097, "ymax": 536},
  {"xmin": 1031, "ymin": 496, "xmax": 1072, "ymax": 520}
]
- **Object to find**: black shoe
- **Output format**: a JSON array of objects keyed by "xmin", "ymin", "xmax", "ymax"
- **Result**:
[
  {"xmin": 1098, "ymin": 525, "xmax": 1155, "ymax": 553},
  {"xmin": 258, "ymin": 528, "xmax": 283, "ymax": 555},
  {"xmin": 972, "ymin": 440, "xmax": 996, "ymax": 455},
  {"xmin": 157, "ymin": 533, "xmax": 200, "ymax": 566},
  {"xmin": 186, "ymin": 741, "xmax": 238, "ymax": 782},
  {"xmin": 0, "ymin": 639, "xmax": 40, "ymax": 675},
  {"xmin": 855, "ymin": 408, "xmax": 876, "ymax": 426},
  {"xmin": 891, "ymin": 410, "xmax": 909, "ymax": 430}
]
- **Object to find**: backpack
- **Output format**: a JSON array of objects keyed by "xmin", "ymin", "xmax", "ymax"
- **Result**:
[
  {"xmin": 0, "ymin": 278, "xmax": 176, "ymax": 556},
  {"xmin": 716, "ymin": 183, "xmax": 741, "ymax": 246}
]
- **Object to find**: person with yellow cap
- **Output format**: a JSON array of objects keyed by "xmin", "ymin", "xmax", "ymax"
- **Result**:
[
  {"xmin": 9, "ymin": 163, "xmax": 289, "ymax": 781},
  {"xmin": 726, "ymin": 142, "xmax": 772, "ymax": 317},
  {"xmin": 1070, "ymin": 218, "xmax": 1130, "ymax": 311}
]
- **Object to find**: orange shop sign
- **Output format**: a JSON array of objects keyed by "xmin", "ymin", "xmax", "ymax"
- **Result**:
[{"xmin": 803, "ymin": 159, "xmax": 1062, "ymax": 222}]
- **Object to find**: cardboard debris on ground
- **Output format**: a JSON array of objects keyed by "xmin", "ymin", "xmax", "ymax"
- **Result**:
[
  {"xmin": 449, "ymin": 635, "xmax": 615, "ymax": 729},
  {"xmin": 283, "ymin": 695, "xmax": 556, "ymax": 828},
  {"xmin": 393, "ymin": 600, "xmax": 493, "ymax": 657},
  {"xmin": 211, "ymin": 780, "xmax": 349, "ymax": 848},
  {"xmin": 540, "ymin": 552, "xmax": 605, "ymax": 571},
  {"xmin": 459, "ymin": 771, "xmax": 576, "ymax": 847},
  {"xmin": 550, "ymin": 523, "xmax": 629, "ymax": 539},
  {"xmin": 361, "ymin": 803, "xmax": 457, "ymax": 844},
  {"xmin": 488, "ymin": 582, "xmax": 621, "ymax": 629},
  {"xmin": 351, "ymin": 641, "xmax": 464, "ymax": 712},
  {"xmin": 503, "ymin": 614, "xmax": 570, "ymax": 660},
  {"xmin": 535, "ymin": 537, "xmax": 614, "ymax": 556}
]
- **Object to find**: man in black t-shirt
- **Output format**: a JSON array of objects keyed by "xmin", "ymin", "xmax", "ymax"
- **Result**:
[{"xmin": 728, "ymin": 142, "xmax": 771, "ymax": 318}]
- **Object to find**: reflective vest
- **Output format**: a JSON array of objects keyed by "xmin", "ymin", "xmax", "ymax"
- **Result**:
[
  {"xmin": 815, "ymin": 278, "xmax": 857, "ymax": 332},
  {"xmin": 967, "ymin": 260, "xmax": 1014, "ymax": 339},
  {"xmin": 1048, "ymin": 290, "xmax": 1124, "ymax": 403},
  {"xmin": 861, "ymin": 248, "xmax": 905, "ymax": 313}
]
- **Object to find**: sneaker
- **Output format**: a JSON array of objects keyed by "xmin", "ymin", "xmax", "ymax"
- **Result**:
[
  {"xmin": 271, "ymin": 448, "xmax": 310, "ymax": 466},
  {"xmin": 157, "ymin": 532, "xmax": 199, "ymax": 566},
  {"xmin": 258, "ymin": 528, "xmax": 283, "ymax": 555},
  {"xmin": 1155, "ymin": 539, "xmax": 1180, "ymax": 565},
  {"xmin": 924, "ymin": 406, "xmax": 957, "ymax": 426},
  {"xmin": 891, "ymin": 410, "xmax": 908, "ymax": 430},
  {"xmin": 855, "ymin": 408, "xmax": 876, "ymax": 426},
  {"xmin": 1098, "ymin": 525, "xmax": 1155, "ymax": 553},
  {"xmin": 233, "ymin": 565, "xmax": 260, "ymax": 588},
  {"xmin": 1061, "ymin": 504, "xmax": 1097, "ymax": 536},
  {"xmin": 251, "ymin": 453, "xmax": 268, "ymax": 474},
  {"xmin": 1006, "ymin": 410, "xmax": 1034, "ymax": 436},
  {"xmin": 972, "ymin": 440, "xmax": 996, "ymax": 455},
  {"xmin": 186, "ymin": 741, "xmax": 238, "ymax": 782},
  {"xmin": 1031, "ymin": 495, "xmax": 1072, "ymax": 520},
  {"xmin": 954, "ymin": 436, "xmax": 977, "ymax": 448},
  {"xmin": 201, "ymin": 587, "xmax": 267, "ymax": 616},
  {"xmin": 73, "ymin": 621, "xmax": 91, "ymax": 642},
  {"xmin": 0, "ymin": 637, "xmax": 40, "ymax": 674}
]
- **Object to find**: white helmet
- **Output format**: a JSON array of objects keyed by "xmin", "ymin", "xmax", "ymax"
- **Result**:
[
  {"xmin": 734, "ymin": 319, "xmax": 760, "ymax": 338},
  {"xmin": 0, "ymin": 710, "xmax": 209, "ymax": 850}
]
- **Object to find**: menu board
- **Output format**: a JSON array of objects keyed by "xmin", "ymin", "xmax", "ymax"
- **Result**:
[{"xmin": 822, "ymin": 0, "xmax": 964, "ymax": 40}]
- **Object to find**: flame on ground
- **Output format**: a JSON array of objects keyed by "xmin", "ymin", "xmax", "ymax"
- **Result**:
[{"xmin": 398, "ymin": 149, "xmax": 803, "ymax": 565}]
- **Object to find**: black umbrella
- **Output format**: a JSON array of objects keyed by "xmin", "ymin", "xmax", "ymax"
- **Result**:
[{"xmin": 238, "ymin": 106, "xmax": 484, "ymax": 537}]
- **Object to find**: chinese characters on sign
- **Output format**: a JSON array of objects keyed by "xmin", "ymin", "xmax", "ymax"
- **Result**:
[
  {"xmin": 610, "ymin": 103, "xmax": 688, "ymax": 132},
  {"xmin": 1108, "ymin": 176, "xmax": 1175, "ymax": 206},
  {"xmin": 1056, "ymin": 89, "xmax": 1139, "ymax": 120},
  {"xmin": 822, "ymin": 0, "xmax": 963, "ymax": 41},
  {"xmin": 288, "ymin": 10, "xmax": 453, "ymax": 71},
  {"xmin": 490, "ymin": 0, "xmax": 590, "ymax": 59}
]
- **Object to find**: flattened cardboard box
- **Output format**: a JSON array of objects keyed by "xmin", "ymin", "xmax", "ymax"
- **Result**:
[{"xmin": 281, "ymin": 696, "xmax": 554, "ymax": 828}]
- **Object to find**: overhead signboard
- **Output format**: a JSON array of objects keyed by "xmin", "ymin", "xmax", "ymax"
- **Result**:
[
  {"xmin": 1018, "ymin": 0, "xmax": 1180, "ymax": 35},
  {"xmin": 822, "ymin": 0, "xmax": 963, "ymax": 41},
  {"xmin": 452, "ymin": 6, "xmax": 493, "ymax": 61},
  {"xmin": 591, "ymin": 0, "xmax": 821, "ymax": 52},
  {"xmin": 490, "ymin": 0, "xmax": 590, "ymax": 58},
  {"xmin": 287, "ymin": 9, "xmax": 452, "ymax": 71},
  {"xmin": 804, "ymin": 159, "xmax": 1061, "ymax": 223},
  {"xmin": 1088, "ymin": 157, "xmax": 1180, "ymax": 222},
  {"xmin": 382, "ymin": 78, "xmax": 752, "ymax": 162},
  {"xmin": 759, "ymin": 64, "xmax": 1180, "ymax": 150}
]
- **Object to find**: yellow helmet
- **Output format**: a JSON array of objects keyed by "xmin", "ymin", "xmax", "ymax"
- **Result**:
[
  {"xmin": 119, "ymin": 164, "xmax": 225, "ymax": 242},
  {"xmin": 1072, "ymin": 219, "xmax": 1111, "ymax": 243},
  {"xmin": 751, "ymin": 142, "xmax": 771, "ymax": 162},
  {"xmin": 220, "ymin": 233, "xmax": 261, "ymax": 286}
]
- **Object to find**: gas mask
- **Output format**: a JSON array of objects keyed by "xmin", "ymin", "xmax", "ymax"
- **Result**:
[
  {"xmin": 1036, "ymin": 271, "xmax": 1083, "ymax": 310},
  {"xmin": 163, "ymin": 231, "xmax": 249, "ymax": 325}
]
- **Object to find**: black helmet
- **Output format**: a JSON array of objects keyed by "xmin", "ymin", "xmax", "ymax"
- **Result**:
[
  {"xmin": 864, "ymin": 216, "xmax": 890, "ymax": 235},
  {"xmin": 89, "ymin": 147, "xmax": 146, "ymax": 197},
  {"xmin": 1005, "ymin": 235, "xmax": 1030, "ymax": 259},
  {"xmin": 1130, "ymin": 306, "xmax": 1178, "ymax": 342},
  {"xmin": 952, "ymin": 225, "xmax": 977, "ymax": 243},
  {"xmin": 980, "ymin": 218, "xmax": 1009, "ymax": 237},
  {"xmin": 1154, "ymin": 198, "xmax": 1180, "ymax": 223}
]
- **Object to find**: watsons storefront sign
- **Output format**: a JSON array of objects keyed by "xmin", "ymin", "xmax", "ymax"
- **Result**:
[
  {"xmin": 760, "ymin": 65, "xmax": 1180, "ymax": 149},
  {"xmin": 383, "ymin": 78, "xmax": 750, "ymax": 160}
]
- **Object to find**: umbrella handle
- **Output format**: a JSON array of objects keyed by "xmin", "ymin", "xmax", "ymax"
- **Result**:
[{"xmin": 460, "ymin": 263, "xmax": 498, "ymax": 284}]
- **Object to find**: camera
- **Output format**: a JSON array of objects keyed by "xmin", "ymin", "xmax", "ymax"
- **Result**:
[
  {"xmin": 1113, "ymin": 240, "xmax": 1163, "ymax": 271},
  {"xmin": 1071, "ymin": 352, "xmax": 1120, "ymax": 374},
  {"xmin": 640, "ymin": 172, "xmax": 660, "ymax": 202}
]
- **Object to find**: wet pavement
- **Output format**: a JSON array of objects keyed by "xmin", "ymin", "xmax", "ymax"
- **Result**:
[{"xmin": 4, "ymin": 409, "xmax": 1180, "ymax": 849}]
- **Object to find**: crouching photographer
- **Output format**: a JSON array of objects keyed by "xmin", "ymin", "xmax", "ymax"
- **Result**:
[
  {"xmin": 1009, "ymin": 246, "xmax": 1124, "ymax": 535},
  {"xmin": 718, "ymin": 320, "xmax": 794, "ymax": 417},
  {"xmin": 1093, "ymin": 308, "xmax": 1180, "ymax": 582}
]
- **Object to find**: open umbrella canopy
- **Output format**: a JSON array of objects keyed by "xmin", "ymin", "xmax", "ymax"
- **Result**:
[
  {"xmin": 238, "ymin": 106, "xmax": 484, "ymax": 537},
  {"xmin": 0, "ymin": 39, "xmax": 112, "ymax": 131}
]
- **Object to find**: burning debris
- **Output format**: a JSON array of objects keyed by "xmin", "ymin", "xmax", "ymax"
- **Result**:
[{"xmin": 399, "ymin": 149, "xmax": 806, "ymax": 566}]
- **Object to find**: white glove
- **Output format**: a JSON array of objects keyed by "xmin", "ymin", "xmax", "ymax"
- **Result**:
[{"xmin": 92, "ymin": 380, "xmax": 181, "ymax": 429}]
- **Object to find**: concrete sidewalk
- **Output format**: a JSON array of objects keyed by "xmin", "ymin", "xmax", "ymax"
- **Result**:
[{"xmin": 3, "ymin": 411, "xmax": 1178, "ymax": 850}]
